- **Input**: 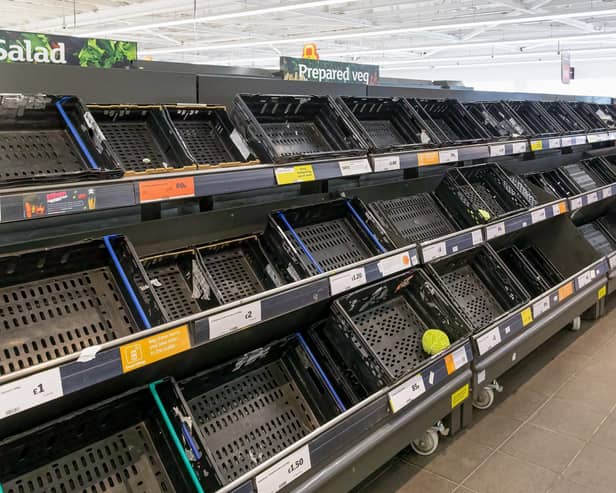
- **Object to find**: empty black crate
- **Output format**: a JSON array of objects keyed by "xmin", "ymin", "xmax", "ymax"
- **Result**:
[
  {"xmin": 89, "ymin": 104, "xmax": 193, "ymax": 174},
  {"xmin": 168, "ymin": 334, "xmax": 344, "ymax": 490},
  {"xmin": 407, "ymin": 98, "xmax": 491, "ymax": 144},
  {"xmin": 498, "ymin": 245, "xmax": 563, "ymax": 298},
  {"xmin": 426, "ymin": 245, "xmax": 530, "ymax": 332},
  {"xmin": 326, "ymin": 269, "xmax": 472, "ymax": 393},
  {"xmin": 561, "ymin": 162, "xmax": 607, "ymax": 192},
  {"xmin": 434, "ymin": 163, "xmax": 534, "ymax": 228},
  {"xmin": 164, "ymin": 104, "xmax": 259, "ymax": 168},
  {"xmin": 366, "ymin": 193, "xmax": 457, "ymax": 247},
  {"xmin": 266, "ymin": 199, "xmax": 390, "ymax": 279},
  {"xmin": 463, "ymin": 101, "xmax": 531, "ymax": 138},
  {"xmin": 569, "ymin": 102, "xmax": 612, "ymax": 130},
  {"xmin": 338, "ymin": 96, "xmax": 440, "ymax": 152},
  {"xmin": 539, "ymin": 101, "xmax": 588, "ymax": 133},
  {"xmin": 0, "ymin": 385, "xmax": 204, "ymax": 493},
  {"xmin": 578, "ymin": 221, "xmax": 616, "ymax": 256},
  {"xmin": 580, "ymin": 157, "xmax": 616, "ymax": 184},
  {"xmin": 524, "ymin": 168, "xmax": 579, "ymax": 198},
  {"xmin": 0, "ymin": 94, "xmax": 121, "ymax": 187},
  {"xmin": 0, "ymin": 235, "xmax": 167, "ymax": 376},
  {"xmin": 230, "ymin": 94, "xmax": 368, "ymax": 163},
  {"xmin": 505, "ymin": 101, "xmax": 563, "ymax": 136}
]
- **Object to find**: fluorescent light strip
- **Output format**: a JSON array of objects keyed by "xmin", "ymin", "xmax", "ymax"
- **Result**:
[
  {"xmin": 141, "ymin": 8, "xmax": 616, "ymax": 55},
  {"xmin": 84, "ymin": 0, "xmax": 362, "ymax": 37}
]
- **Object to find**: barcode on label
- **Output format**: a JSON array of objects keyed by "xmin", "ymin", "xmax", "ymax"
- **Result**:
[{"xmin": 0, "ymin": 368, "xmax": 64, "ymax": 419}]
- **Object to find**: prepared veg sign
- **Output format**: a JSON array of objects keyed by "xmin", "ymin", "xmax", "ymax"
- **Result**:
[
  {"xmin": 280, "ymin": 56, "xmax": 379, "ymax": 85},
  {"xmin": 0, "ymin": 29, "xmax": 137, "ymax": 68}
]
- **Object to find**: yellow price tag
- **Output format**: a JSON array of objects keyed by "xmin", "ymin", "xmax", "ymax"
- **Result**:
[
  {"xmin": 521, "ymin": 307, "xmax": 533, "ymax": 327},
  {"xmin": 417, "ymin": 151, "xmax": 440, "ymax": 167},
  {"xmin": 598, "ymin": 285, "xmax": 607, "ymax": 300},
  {"xmin": 275, "ymin": 165, "xmax": 316, "ymax": 185},
  {"xmin": 451, "ymin": 384, "xmax": 470, "ymax": 409},
  {"xmin": 530, "ymin": 140, "xmax": 543, "ymax": 151}
]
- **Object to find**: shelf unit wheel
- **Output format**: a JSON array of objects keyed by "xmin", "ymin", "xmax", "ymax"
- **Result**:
[
  {"xmin": 569, "ymin": 316, "xmax": 582, "ymax": 331},
  {"xmin": 411, "ymin": 428, "xmax": 440, "ymax": 456},
  {"xmin": 473, "ymin": 386, "xmax": 495, "ymax": 410}
]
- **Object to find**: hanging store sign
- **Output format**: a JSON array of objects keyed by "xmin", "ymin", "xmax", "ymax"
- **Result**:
[
  {"xmin": 561, "ymin": 51, "xmax": 571, "ymax": 84},
  {"xmin": 0, "ymin": 29, "xmax": 137, "ymax": 68},
  {"xmin": 280, "ymin": 56, "xmax": 379, "ymax": 85}
]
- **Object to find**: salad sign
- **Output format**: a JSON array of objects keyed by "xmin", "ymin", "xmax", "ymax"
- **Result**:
[{"xmin": 0, "ymin": 29, "xmax": 137, "ymax": 68}]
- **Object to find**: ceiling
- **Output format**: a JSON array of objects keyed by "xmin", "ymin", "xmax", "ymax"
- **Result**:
[{"xmin": 5, "ymin": 0, "xmax": 616, "ymax": 79}]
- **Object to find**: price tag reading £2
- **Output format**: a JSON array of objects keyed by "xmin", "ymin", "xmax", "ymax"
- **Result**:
[
  {"xmin": 329, "ymin": 267, "xmax": 366, "ymax": 295},
  {"xmin": 255, "ymin": 444, "xmax": 311, "ymax": 493},
  {"xmin": 208, "ymin": 301, "xmax": 262, "ymax": 339},
  {"xmin": 0, "ymin": 368, "xmax": 63, "ymax": 418},
  {"xmin": 389, "ymin": 374, "xmax": 426, "ymax": 413}
]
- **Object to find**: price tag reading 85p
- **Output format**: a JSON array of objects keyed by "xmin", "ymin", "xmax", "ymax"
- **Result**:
[
  {"xmin": 208, "ymin": 301, "xmax": 262, "ymax": 339},
  {"xmin": 255, "ymin": 444, "xmax": 311, "ymax": 493}
]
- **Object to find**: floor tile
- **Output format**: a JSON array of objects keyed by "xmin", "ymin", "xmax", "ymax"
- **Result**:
[
  {"xmin": 556, "ymin": 373, "xmax": 616, "ymax": 413},
  {"xmin": 521, "ymin": 352, "xmax": 590, "ymax": 397},
  {"xmin": 501, "ymin": 423, "xmax": 584, "ymax": 473},
  {"xmin": 563, "ymin": 443, "xmax": 616, "ymax": 491},
  {"xmin": 547, "ymin": 475, "xmax": 612, "ymax": 493},
  {"xmin": 531, "ymin": 397, "xmax": 606, "ymax": 440},
  {"xmin": 464, "ymin": 452, "xmax": 558, "ymax": 493},
  {"xmin": 493, "ymin": 387, "xmax": 548, "ymax": 421},
  {"xmin": 361, "ymin": 459, "xmax": 457, "ymax": 493},
  {"xmin": 464, "ymin": 412, "xmax": 522, "ymax": 448},
  {"xmin": 403, "ymin": 432, "xmax": 493, "ymax": 483},
  {"xmin": 590, "ymin": 411, "xmax": 616, "ymax": 452}
]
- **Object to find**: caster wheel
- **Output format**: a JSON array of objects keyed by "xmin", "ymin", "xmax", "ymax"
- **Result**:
[
  {"xmin": 473, "ymin": 386, "xmax": 495, "ymax": 410},
  {"xmin": 569, "ymin": 316, "xmax": 581, "ymax": 331},
  {"xmin": 411, "ymin": 429, "xmax": 439, "ymax": 456}
]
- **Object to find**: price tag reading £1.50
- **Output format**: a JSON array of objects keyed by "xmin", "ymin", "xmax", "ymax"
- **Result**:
[{"xmin": 255, "ymin": 444, "xmax": 311, "ymax": 493}]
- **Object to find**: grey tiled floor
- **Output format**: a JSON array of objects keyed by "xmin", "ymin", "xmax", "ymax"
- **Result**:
[{"xmin": 356, "ymin": 297, "xmax": 616, "ymax": 493}]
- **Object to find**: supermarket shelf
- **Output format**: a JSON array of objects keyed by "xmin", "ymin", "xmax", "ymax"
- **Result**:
[{"xmin": 569, "ymin": 183, "xmax": 616, "ymax": 211}]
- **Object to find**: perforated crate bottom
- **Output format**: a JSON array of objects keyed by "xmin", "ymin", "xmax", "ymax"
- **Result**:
[
  {"xmin": 98, "ymin": 121, "xmax": 167, "ymax": 172},
  {"xmin": 351, "ymin": 296, "xmax": 429, "ymax": 380},
  {"xmin": 261, "ymin": 122, "xmax": 333, "ymax": 157},
  {"xmin": 286, "ymin": 218, "xmax": 372, "ymax": 275},
  {"xmin": 201, "ymin": 246, "xmax": 266, "ymax": 304},
  {"xmin": 578, "ymin": 223, "xmax": 615, "ymax": 256},
  {"xmin": 187, "ymin": 360, "xmax": 320, "ymax": 484},
  {"xmin": 360, "ymin": 120, "xmax": 405, "ymax": 147},
  {"xmin": 2, "ymin": 424, "xmax": 175, "ymax": 493},
  {"xmin": 0, "ymin": 267, "xmax": 136, "ymax": 376},
  {"xmin": 146, "ymin": 261, "xmax": 202, "ymax": 321},
  {"xmin": 0, "ymin": 130, "xmax": 85, "ymax": 180},
  {"xmin": 563, "ymin": 164, "xmax": 601, "ymax": 192},
  {"xmin": 460, "ymin": 184, "xmax": 506, "ymax": 216},
  {"xmin": 431, "ymin": 118, "xmax": 461, "ymax": 142},
  {"xmin": 369, "ymin": 194, "xmax": 455, "ymax": 245},
  {"xmin": 173, "ymin": 120, "xmax": 233, "ymax": 164},
  {"xmin": 440, "ymin": 265, "xmax": 504, "ymax": 329}
]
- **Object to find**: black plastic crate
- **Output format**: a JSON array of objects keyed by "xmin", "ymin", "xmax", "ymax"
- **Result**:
[
  {"xmin": 165, "ymin": 334, "xmax": 344, "ymax": 490},
  {"xmin": 196, "ymin": 234, "xmax": 284, "ymax": 305},
  {"xmin": 325, "ymin": 269, "xmax": 472, "ymax": 394},
  {"xmin": 597, "ymin": 215, "xmax": 616, "ymax": 248},
  {"xmin": 561, "ymin": 162, "xmax": 607, "ymax": 192},
  {"xmin": 0, "ymin": 235, "xmax": 167, "ymax": 376},
  {"xmin": 407, "ymin": 98, "xmax": 491, "ymax": 145},
  {"xmin": 230, "ymin": 94, "xmax": 368, "ymax": 163},
  {"xmin": 498, "ymin": 245, "xmax": 563, "ymax": 298},
  {"xmin": 337, "ymin": 96, "xmax": 440, "ymax": 152},
  {"xmin": 577, "ymin": 221, "xmax": 616, "ymax": 256},
  {"xmin": 581, "ymin": 157, "xmax": 616, "ymax": 184},
  {"xmin": 505, "ymin": 101, "xmax": 564, "ymax": 137},
  {"xmin": 569, "ymin": 102, "xmax": 613, "ymax": 130},
  {"xmin": 434, "ymin": 163, "xmax": 534, "ymax": 228},
  {"xmin": 539, "ymin": 101, "xmax": 589, "ymax": 134},
  {"xmin": 463, "ymin": 101, "xmax": 531, "ymax": 138},
  {"xmin": 366, "ymin": 193, "xmax": 457, "ymax": 247},
  {"xmin": 0, "ymin": 385, "xmax": 205, "ymax": 493},
  {"xmin": 426, "ymin": 244, "xmax": 530, "ymax": 332},
  {"xmin": 523, "ymin": 168, "xmax": 580, "ymax": 198},
  {"xmin": 266, "ymin": 198, "xmax": 391, "ymax": 279},
  {"xmin": 0, "ymin": 94, "xmax": 121, "ymax": 187},
  {"xmin": 89, "ymin": 104, "xmax": 194, "ymax": 174},
  {"xmin": 163, "ymin": 104, "xmax": 260, "ymax": 168}
]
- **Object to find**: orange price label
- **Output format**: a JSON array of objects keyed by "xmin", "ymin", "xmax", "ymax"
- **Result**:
[
  {"xmin": 120, "ymin": 325, "xmax": 191, "ymax": 373},
  {"xmin": 558, "ymin": 202, "xmax": 568, "ymax": 214},
  {"xmin": 139, "ymin": 177, "xmax": 195, "ymax": 203},
  {"xmin": 417, "ymin": 151, "xmax": 440, "ymax": 167},
  {"xmin": 558, "ymin": 281, "xmax": 574, "ymax": 302}
]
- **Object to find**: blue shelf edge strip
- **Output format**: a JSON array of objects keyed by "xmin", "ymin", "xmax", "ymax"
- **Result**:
[
  {"xmin": 277, "ymin": 211, "xmax": 325, "ymax": 274},
  {"xmin": 56, "ymin": 97, "xmax": 99, "ymax": 170},
  {"xmin": 345, "ymin": 199, "xmax": 387, "ymax": 254}
]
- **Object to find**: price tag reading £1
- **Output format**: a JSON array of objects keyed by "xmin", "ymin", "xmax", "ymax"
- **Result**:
[
  {"xmin": 255, "ymin": 444, "xmax": 311, "ymax": 493},
  {"xmin": 0, "ymin": 368, "xmax": 63, "ymax": 418}
]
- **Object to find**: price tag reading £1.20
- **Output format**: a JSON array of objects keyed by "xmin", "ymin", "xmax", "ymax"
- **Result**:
[{"xmin": 329, "ymin": 267, "xmax": 366, "ymax": 295}]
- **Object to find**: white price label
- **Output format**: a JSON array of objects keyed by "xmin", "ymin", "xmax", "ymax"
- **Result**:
[
  {"xmin": 208, "ymin": 301, "xmax": 262, "ymax": 339},
  {"xmin": 422, "ymin": 242, "xmax": 446, "ymax": 262},
  {"xmin": 587, "ymin": 192, "xmax": 598, "ymax": 204},
  {"xmin": 552, "ymin": 203, "xmax": 562, "ymax": 216},
  {"xmin": 377, "ymin": 251, "xmax": 413, "ymax": 277},
  {"xmin": 486, "ymin": 222, "xmax": 506, "ymax": 240},
  {"xmin": 531, "ymin": 208, "xmax": 546, "ymax": 224},
  {"xmin": 451, "ymin": 346, "xmax": 468, "ymax": 369},
  {"xmin": 373, "ymin": 155, "xmax": 401, "ymax": 172},
  {"xmin": 0, "ymin": 368, "xmax": 63, "ymax": 418},
  {"xmin": 512, "ymin": 142, "xmax": 527, "ymax": 154},
  {"xmin": 230, "ymin": 129, "xmax": 252, "ymax": 160},
  {"xmin": 609, "ymin": 254, "xmax": 616, "ymax": 271},
  {"xmin": 610, "ymin": 131, "xmax": 616, "ymax": 140},
  {"xmin": 574, "ymin": 135, "xmax": 587, "ymax": 145},
  {"xmin": 600, "ymin": 132, "xmax": 610, "ymax": 141},
  {"xmin": 472, "ymin": 229, "xmax": 483, "ymax": 245},
  {"xmin": 601, "ymin": 187, "xmax": 612, "ymax": 199},
  {"xmin": 477, "ymin": 369, "xmax": 486, "ymax": 384},
  {"xmin": 338, "ymin": 158, "xmax": 371, "ymax": 176},
  {"xmin": 561, "ymin": 136, "xmax": 573, "ymax": 147},
  {"xmin": 532, "ymin": 296, "xmax": 550, "ymax": 318},
  {"xmin": 438, "ymin": 149, "xmax": 459, "ymax": 163},
  {"xmin": 587, "ymin": 134, "xmax": 600, "ymax": 143},
  {"xmin": 329, "ymin": 267, "xmax": 366, "ymax": 295},
  {"xmin": 489, "ymin": 144, "xmax": 506, "ymax": 157},
  {"xmin": 570, "ymin": 197, "xmax": 583, "ymax": 210},
  {"xmin": 549, "ymin": 138, "xmax": 561, "ymax": 149},
  {"xmin": 388, "ymin": 374, "xmax": 426, "ymax": 413},
  {"xmin": 577, "ymin": 271, "xmax": 592, "ymax": 289},
  {"xmin": 476, "ymin": 327, "xmax": 501, "ymax": 355},
  {"xmin": 255, "ymin": 444, "xmax": 311, "ymax": 493}
]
